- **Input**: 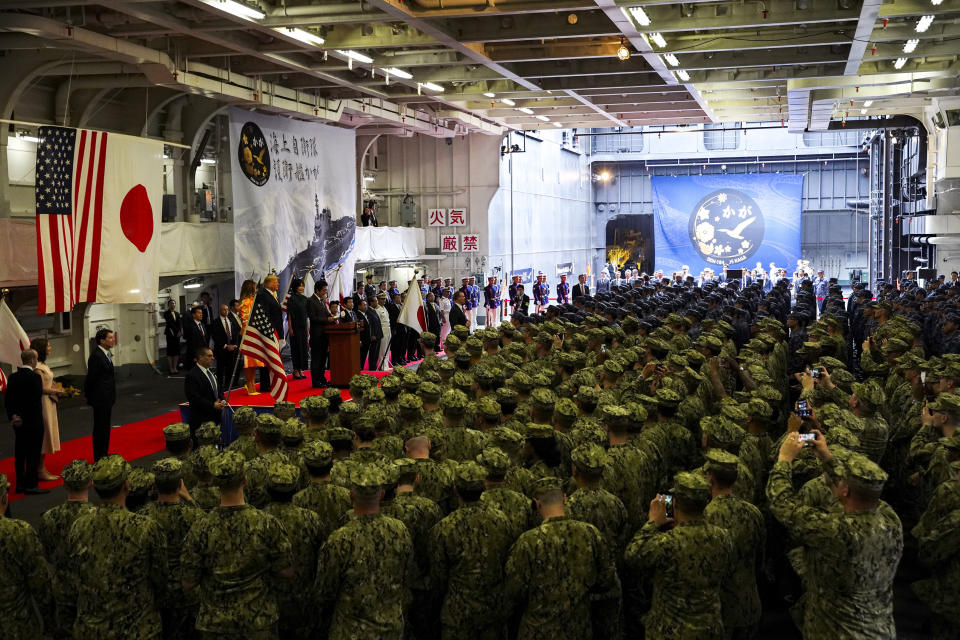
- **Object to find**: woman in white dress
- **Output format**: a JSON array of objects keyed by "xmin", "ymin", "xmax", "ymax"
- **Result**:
[
  {"xmin": 438, "ymin": 287, "xmax": 452, "ymax": 347},
  {"xmin": 30, "ymin": 338, "xmax": 67, "ymax": 481}
]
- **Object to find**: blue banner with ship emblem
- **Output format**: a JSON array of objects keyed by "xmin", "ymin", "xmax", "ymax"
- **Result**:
[{"xmin": 651, "ymin": 174, "xmax": 803, "ymax": 277}]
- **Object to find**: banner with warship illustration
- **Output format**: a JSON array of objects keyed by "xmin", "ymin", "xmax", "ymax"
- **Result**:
[
  {"xmin": 651, "ymin": 174, "xmax": 802, "ymax": 277},
  {"xmin": 228, "ymin": 108, "xmax": 356, "ymax": 300}
]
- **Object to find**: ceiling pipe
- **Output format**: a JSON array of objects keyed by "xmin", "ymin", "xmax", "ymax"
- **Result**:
[{"xmin": 267, "ymin": 2, "xmax": 366, "ymax": 16}]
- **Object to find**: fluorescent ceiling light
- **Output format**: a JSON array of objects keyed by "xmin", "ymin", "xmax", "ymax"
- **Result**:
[
  {"xmin": 483, "ymin": 92, "xmax": 496, "ymax": 98},
  {"xmin": 903, "ymin": 38, "xmax": 919, "ymax": 53},
  {"xmin": 518, "ymin": 107, "xmax": 535, "ymax": 115},
  {"xmin": 422, "ymin": 82, "xmax": 444, "ymax": 92},
  {"xmin": 17, "ymin": 134, "xmax": 40, "ymax": 143},
  {"xmin": 336, "ymin": 49, "xmax": 373, "ymax": 64},
  {"xmin": 663, "ymin": 53, "xmax": 679, "ymax": 67},
  {"xmin": 128, "ymin": 289, "xmax": 141, "ymax": 294},
  {"xmin": 675, "ymin": 69, "xmax": 690, "ymax": 81},
  {"xmin": 916, "ymin": 15, "xmax": 934, "ymax": 32},
  {"xmin": 500, "ymin": 98, "xmax": 516, "ymax": 106},
  {"xmin": 536, "ymin": 115, "xmax": 550, "ymax": 122},
  {"xmin": 861, "ymin": 109, "xmax": 868, "ymax": 114},
  {"xmin": 273, "ymin": 27, "xmax": 324, "ymax": 46},
  {"xmin": 650, "ymin": 32, "xmax": 667, "ymax": 48},
  {"xmin": 184, "ymin": 282, "xmax": 202, "ymax": 289},
  {"xmin": 863, "ymin": 100, "xmax": 873, "ymax": 107},
  {"xmin": 894, "ymin": 57, "xmax": 908, "ymax": 69},
  {"xmin": 382, "ymin": 67, "xmax": 412, "ymax": 79},
  {"xmin": 932, "ymin": 0, "xmax": 943, "ymax": 4},
  {"xmin": 363, "ymin": 176, "xmax": 376, "ymax": 182},
  {"xmin": 628, "ymin": 6, "xmax": 651, "ymax": 26},
  {"xmin": 552, "ymin": 122, "xmax": 562, "ymax": 127},
  {"xmin": 199, "ymin": 0, "xmax": 264, "ymax": 21},
  {"xmin": 200, "ymin": 158, "xmax": 217, "ymax": 165}
]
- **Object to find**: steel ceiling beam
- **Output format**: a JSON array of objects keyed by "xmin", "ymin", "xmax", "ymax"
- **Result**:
[
  {"xmin": 630, "ymin": 0, "xmax": 862, "ymax": 34},
  {"xmin": 844, "ymin": 0, "xmax": 882, "ymax": 75}
]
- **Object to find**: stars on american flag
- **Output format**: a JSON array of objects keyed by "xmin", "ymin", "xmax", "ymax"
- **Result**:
[
  {"xmin": 36, "ymin": 127, "xmax": 75, "ymax": 214},
  {"xmin": 249, "ymin": 302, "xmax": 277, "ymax": 341}
]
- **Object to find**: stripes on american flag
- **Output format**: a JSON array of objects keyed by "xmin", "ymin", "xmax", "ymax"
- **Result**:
[
  {"xmin": 239, "ymin": 296, "xmax": 289, "ymax": 400},
  {"xmin": 280, "ymin": 277, "xmax": 295, "ymax": 313},
  {"xmin": 35, "ymin": 126, "xmax": 107, "ymax": 314}
]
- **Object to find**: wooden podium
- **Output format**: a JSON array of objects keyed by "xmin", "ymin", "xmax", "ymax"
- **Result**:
[{"xmin": 326, "ymin": 322, "xmax": 362, "ymax": 387}]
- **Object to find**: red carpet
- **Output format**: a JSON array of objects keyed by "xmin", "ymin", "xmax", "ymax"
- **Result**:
[
  {"xmin": 221, "ymin": 369, "xmax": 393, "ymax": 407},
  {"xmin": 0, "ymin": 410, "xmax": 180, "ymax": 503}
]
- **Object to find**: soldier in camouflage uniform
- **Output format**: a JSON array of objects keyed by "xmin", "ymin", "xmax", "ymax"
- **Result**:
[
  {"xmin": 189, "ymin": 445, "xmax": 221, "ymax": 511},
  {"xmin": 126, "ymin": 467, "xmax": 155, "ymax": 513},
  {"xmin": 293, "ymin": 440, "xmax": 352, "ymax": 542},
  {"xmin": 300, "ymin": 394, "xmax": 331, "ymax": 440},
  {"xmin": 0, "ymin": 472, "xmax": 53, "ymax": 640},
  {"xmin": 505, "ymin": 477, "xmax": 621, "ymax": 640},
  {"xmin": 181, "ymin": 451, "xmax": 294, "ymax": 639},
  {"xmin": 625, "ymin": 471, "xmax": 733, "ymax": 640},
  {"xmin": 440, "ymin": 389, "xmax": 487, "ymax": 461},
  {"xmin": 141, "ymin": 458, "xmax": 203, "ymax": 640},
  {"xmin": 405, "ymin": 435, "xmax": 456, "ymax": 511},
  {"xmin": 38, "ymin": 459, "xmax": 96, "ymax": 639},
  {"xmin": 67, "ymin": 455, "xmax": 167, "ymax": 639},
  {"xmin": 225, "ymin": 406, "xmax": 259, "ymax": 460},
  {"xmin": 567, "ymin": 444, "xmax": 629, "ymax": 554},
  {"xmin": 243, "ymin": 414, "xmax": 294, "ymax": 508},
  {"xmin": 262, "ymin": 462, "xmax": 324, "ymax": 639},
  {"xmin": 702, "ymin": 449, "xmax": 765, "ymax": 639},
  {"xmin": 767, "ymin": 431, "xmax": 902, "ymax": 639},
  {"xmin": 316, "ymin": 464, "xmax": 416, "ymax": 640},
  {"xmin": 477, "ymin": 447, "xmax": 536, "ymax": 538},
  {"xmin": 163, "ymin": 422, "xmax": 198, "ymax": 488},
  {"xmin": 429, "ymin": 462, "xmax": 514, "ymax": 640}
]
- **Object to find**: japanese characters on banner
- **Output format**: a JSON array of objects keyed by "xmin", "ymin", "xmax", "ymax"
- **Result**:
[
  {"xmin": 462, "ymin": 234, "xmax": 479, "ymax": 252},
  {"xmin": 439, "ymin": 234, "xmax": 480, "ymax": 253},
  {"xmin": 428, "ymin": 209, "xmax": 446, "ymax": 227},
  {"xmin": 228, "ymin": 107, "xmax": 356, "ymax": 299},
  {"xmin": 448, "ymin": 207, "xmax": 466, "ymax": 226},
  {"xmin": 440, "ymin": 234, "xmax": 459, "ymax": 252}
]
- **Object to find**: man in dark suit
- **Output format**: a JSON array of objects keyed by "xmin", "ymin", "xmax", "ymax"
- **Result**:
[
  {"xmin": 257, "ymin": 275, "xmax": 284, "ymax": 389},
  {"xmin": 183, "ymin": 306, "xmax": 209, "ymax": 366},
  {"xmin": 364, "ymin": 295, "xmax": 384, "ymax": 371},
  {"xmin": 5, "ymin": 349, "xmax": 47, "ymax": 494},
  {"xmin": 84, "ymin": 328, "xmax": 116, "ymax": 461},
  {"xmin": 184, "ymin": 346, "xmax": 226, "ymax": 441},
  {"xmin": 307, "ymin": 280, "xmax": 333, "ymax": 387},
  {"xmin": 198, "ymin": 291, "xmax": 214, "ymax": 328},
  {"xmin": 449, "ymin": 290, "xmax": 468, "ymax": 330},
  {"xmin": 386, "ymin": 292, "xmax": 405, "ymax": 365},
  {"xmin": 573, "ymin": 273, "xmax": 590, "ymax": 298},
  {"xmin": 211, "ymin": 303, "xmax": 241, "ymax": 392}
]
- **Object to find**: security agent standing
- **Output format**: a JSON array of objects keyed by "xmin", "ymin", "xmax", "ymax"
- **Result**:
[
  {"xmin": 5, "ymin": 349, "xmax": 46, "ymax": 495},
  {"xmin": 484, "ymin": 276, "xmax": 502, "ymax": 328},
  {"xmin": 513, "ymin": 285, "xmax": 530, "ymax": 315},
  {"xmin": 184, "ymin": 347, "xmax": 227, "ymax": 442},
  {"xmin": 767, "ymin": 430, "xmax": 903, "ymax": 639},
  {"xmin": 85, "ymin": 328, "xmax": 117, "ymax": 462},
  {"xmin": 307, "ymin": 281, "xmax": 334, "ymax": 388},
  {"xmin": 573, "ymin": 273, "xmax": 590, "ymax": 298},
  {"xmin": 625, "ymin": 471, "xmax": 734, "ymax": 640},
  {"xmin": 556, "ymin": 274, "xmax": 570, "ymax": 305},
  {"xmin": 211, "ymin": 304, "xmax": 242, "ymax": 392},
  {"xmin": 363, "ymin": 297, "xmax": 383, "ymax": 371}
]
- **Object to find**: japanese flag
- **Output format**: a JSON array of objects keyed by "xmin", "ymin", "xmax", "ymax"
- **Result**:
[{"xmin": 399, "ymin": 277, "xmax": 426, "ymax": 334}]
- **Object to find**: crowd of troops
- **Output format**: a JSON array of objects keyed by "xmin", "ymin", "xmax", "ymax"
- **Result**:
[{"xmin": 6, "ymin": 269, "xmax": 960, "ymax": 640}]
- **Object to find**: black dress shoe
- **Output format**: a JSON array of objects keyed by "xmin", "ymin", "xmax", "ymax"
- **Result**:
[{"xmin": 23, "ymin": 487, "xmax": 50, "ymax": 495}]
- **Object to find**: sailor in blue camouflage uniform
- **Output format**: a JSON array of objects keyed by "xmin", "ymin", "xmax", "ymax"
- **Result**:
[
  {"xmin": 556, "ymin": 274, "xmax": 570, "ymax": 305},
  {"xmin": 533, "ymin": 273, "xmax": 550, "ymax": 314},
  {"xmin": 813, "ymin": 269, "xmax": 829, "ymax": 313},
  {"xmin": 468, "ymin": 276, "xmax": 482, "ymax": 330},
  {"xmin": 509, "ymin": 275, "xmax": 522, "ymax": 311},
  {"xmin": 484, "ymin": 276, "xmax": 502, "ymax": 328}
]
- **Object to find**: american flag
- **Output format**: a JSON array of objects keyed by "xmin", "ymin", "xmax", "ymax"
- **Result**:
[
  {"xmin": 280, "ymin": 276, "xmax": 296, "ymax": 313},
  {"xmin": 35, "ymin": 126, "xmax": 107, "ymax": 314},
  {"xmin": 239, "ymin": 296, "xmax": 289, "ymax": 400}
]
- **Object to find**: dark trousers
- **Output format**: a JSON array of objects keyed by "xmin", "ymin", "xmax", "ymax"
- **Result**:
[
  {"xmin": 92, "ymin": 404, "xmax": 113, "ymax": 461},
  {"xmin": 360, "ymin": 340, "xmax": 371, "ymax": 371},
  {"xmin": 13, "ymin": 422, "xmax": 42, "ymax": 490},
  {"xmin": 391, "ymin": 325, "xmax": 406, "ymax": 364},
  {"xmin": 216, "ymin": 350, "xmax": 238, "ymax": 392},
  {"xmin": 290, "ymin": 330, "xmax": 309, "ymax": 370},
  {"xmin": 405, "ymin": 331, "xmax": 421, "ymax": 361},
  {"xmin": 310, "ymin": 334, "xmax": 329, "ymax": 386}
]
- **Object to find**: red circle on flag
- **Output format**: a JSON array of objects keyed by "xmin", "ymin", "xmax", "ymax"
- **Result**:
[{"xmin": 120, "ymin": 184, "xmax": 153, "ymax": 253}]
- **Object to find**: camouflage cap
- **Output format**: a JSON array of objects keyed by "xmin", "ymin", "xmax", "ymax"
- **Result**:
[
  {"xmin": 896, "ymin": 352, "xmax": 925, "ymax": 370},
  {"xmin": 163, "ymin": 422, "xmax": 191, "ymax": 443},
  {"xmin": 700, "ymin": 416, "xmax": 746, "ymax": 449},
  {"xmin": 443, "ymin": 334, "xmax": 462, "ymax": 351},
  {"xmin": 454, "ymin": 461, "xmax": 488, "ymax": 492},
  {"xmin": 418, "ymin": 381, "xmax": 442, "ymax": 403},
  {"xmin": 571, "ymin": 443, "xmax": 610, "ymax": 473},
  {"xmin": 233, "ymin": 406, "xmax": 257, "ymax": 431},
  {"xmin": 348, "ymin": 463, "xmax": 386, "ymax": 490},
  {"xmin": 496, "ymin": 387, "xmax": 518, "ymax": 406},
  {"xmin": 339, "ymin": 401, "xmax": 362, "ymax": 418},
  {"xmin": 380, "ymin": 375, "xmax": 402, "ymax": 394},
  {"xmin": 477, "ymin": 396, "xmax": 502, "ymax": 420},
  {"xmin": 555, "ymin": 397, "xmax": 579, "ymax": 419},
  {"xmin": 420, "ymin": 331, "xmax": 438, "ymax": 348},
  {"xmin": 420, "ymin": 369, "xmax": 442, "ymax": 385},
  {"xmin": 391, "ymin": 457, "xmax": 419, "ymax": 480},
  {"xmin": 744, "ymin": 398, "xmax": 773, "ymax": 420},
  {"xmin": 843, "ymin": 453, "xmax": 887, "ymax": 493},
  {"xmin": 0, "ymin": 473, "xmax": 8, "ymax": 496},
  {"xmin": 440, "ymin": 389, "xmax": 469, "ymax": 415},
  {"xmin": 209, "ymin": 450, "xmax": 245, "ymax": 486},
  {"xmin": 454, "ymin": 350, "xmax": 472, "ymax": 363},
  {"xmin": 647, "ymin": 337, "xmax": 672, "ymax": 356},
  {"xmin": 476, "ymin": 447, "xmax": 512, "ymax": 475},
  {"xmin": 575, "ymin": 385, "xmax": 601, "ymax": 405},
  {"xmin": 600, "ymin": 404, "xmax": 631, "ymax": 428},
  {"xmin": 92, "ymin": 454, "xmax": 130, "ymax": 491},
  {"xmin": 929, "ymin": 393, "xmax": 960, "ymax": 416},
  {"xmin": 719, "ymin": 402, "xmax": 749, "ymax": 423},
  {"xmin": 671, "ymin": 471, "xmax": 712, "ymax": 504},
  {"xmin": 465, "ymin": 337, "xmax": 484, "ymax": 355},
  {"xmin": 510, "ymin": 371, "xmax": 534, "ymax": 391},
  {"xmin": 127, "ymin": 467, "xmax": 154, "ymax": 497},
  {"xmin": 401, "ymin": 373, "xmax": 422, "ymax": 393},
  {"xmin": 322, "ymin": 387, "xmax": 343, "ymax": 402},
  {"xmin": 487, "ymin": 426, "xmax": 524, "ymax": 448},
  {"xmin": 363, "ymin": 387, "xmax": 386, "ymax": 405},
  {"xmin": 300, "ymin": 394, "xmax": 330, "ymax": 421},
  {"xmin": 192, "ymin": 445, "xmax": 219, "ymax": 476},
  {"xmin": 152, "ymin": 457, "xmax": 183, "ymax": 486},
  {"xmin": 195, "ymin": 421, "xmax": 222, "ymax": 446},
  {"xmin": 273, "ymin": 400, "xmax": 297, "ymax": 420},
  {"xmin": 473, "ymin": 366, "xmax": 496, "ymax": 385},
  {"xmin": 603, "ymin": 359, "xmax": 624, "ymax": 376},
  {"xmin": 61, "ymin": 459, "xmax": 93, "ymax": 490},
  {"xmin": 827, "ymin": 425, "xmax": 861, "ymax": 451},
  {"xmin": 325, "ymin": 426, "xmax": 356, "ymax": 444},
  {"xmin": 703, "ymin": 448, "xmax": 739, "ymax": 473},
  {"xmin": 532, "ymin": 372, "xmax": 554, "ymax": 389},
  {"xmin": 697, "ymin": 335, "xmax": 723, "ymax": 354},
  {"xmin": 525, "ymin": 423, "xmax": 555, "ymax": 439},
  {"xmin": 267, "ymin": 462, "xmax": 301, "ymax": 493},
  {"xmin": 851, "ymin": 381, "xmax": 885, "ymax": 412},
  {"xmin": 452, "ymin": 371, "xmax": 474, "ymax": 393},
  {"xmin": 530, "ymin": 476, "xmax": 563, "ymax": 497},
  {"xmin": 255, "ymin": 413, "xmax": 284, "ymax": 436},
  {"xmin": 398, "ymin": 393, "xmax": 424, "ymax": 416},
  {"xmin": 530, "ymin": 387, "xmax": 558, "ymax": 411},
  {"xmin": 655, "ymin": 388, "xmax": 682, "ymax": 409},
  {"xmin": 302, "ymin": 440, "xmax": 334, "ymax": 466},
  {"xmin": 281, "ymin": 418, "xmax": 305, "ymax": 444}
]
